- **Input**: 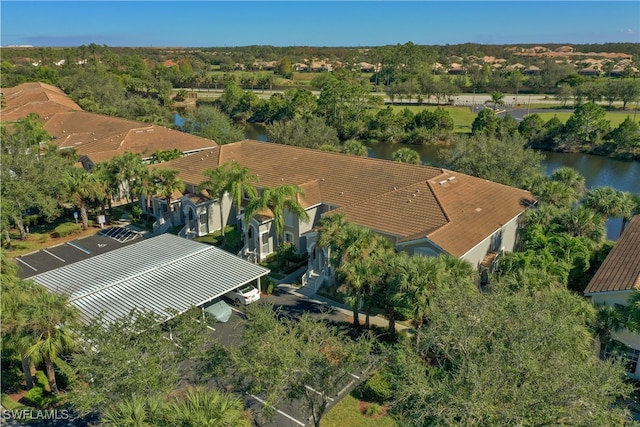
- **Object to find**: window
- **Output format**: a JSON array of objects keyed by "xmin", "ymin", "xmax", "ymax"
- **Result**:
[
  {"xmin": 199, "ymin": 214, "xmax": 206, "ymax": 224},
  {"xmin": 602, "ymin": 341, "xmax": 640, "ymax": 375},
  {"xmin": 284, "ymin": 232, "xmax": 293, "ymax": 243},
  {"xmin": 261, "ymin": 233, "xmax": 268, "ymax": 245}
]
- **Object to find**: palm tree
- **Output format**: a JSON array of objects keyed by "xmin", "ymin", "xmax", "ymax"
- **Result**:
[
  {"xmin": 338, "ymin": 258, "xmax": 369, "ymax": 328},
  {"xmin": 170, "ymin": 387, "xmax": 250, "ymax": 427},
  {"xmin": 400, "ymin": 255, "xmax": 437, "ymax": 351},
  {"xmin": 1, "ymin": 280, "xmax": 42, "ymax": 389},
  {"xmin": 583, "ymin": 186, "xmax": 625, "ymax": 221},
  {"xmin": 24, "ymin": 289, "xmax": 80, "ymax": 394},
  {"xmin": 112, "ymin": 152, "xmax": 146, "ymax": 203},
  {"xmin": 593, "ymin": 304, "xmax": 625, "ymax": 358},
  {"xmin": 153, "ymin": 169, "xmax": 185, "ymax": 213},
  {"xmin": 244, "ymin": 184, "xmax": 310, "ymax": 249},
  {"xmin": 317, "ymin": 213, "xmax": 348, "ymax": 263},
  {"xmin": 132, "ymin": 169, "xmax": 159, "ymax": 221},
  {"xmin": 199, "ymin": 161, "xmax": 258, "ymax": 238},
  {"xmin": 101, "ymin": 394, "xmax": 166, "ymax": 427},
  {"xmin": 561, "ymin": 206, "xmax": 605, "ymax": 242},
  {"xmin": 531, "ymin": 179, "xmax": 578, "ymax": 208},
  {"xmin": 63, "ymin": 167, "xmax": 105, "ymax": 230},
  {"xmin": 489, "ymin": 91, "xmax": 505, "ymax": 112},
  {"xmin": 550, "ymin": 167, "xmax": 586, "ymax": 200},
  {"xmin": 392, "ymin": 147, "xmax": 421, "ymax": 165}
]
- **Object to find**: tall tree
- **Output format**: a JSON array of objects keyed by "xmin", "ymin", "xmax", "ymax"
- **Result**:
[
  {"xmin": 387, "ymin": 286, "xmax": 633, "ymax": 426},
  {"xmin": 440, "ymin": 133, "xmax": 544, "ymax": 188},
  {"xmin": 197, "ymin": 161, "xmax": 258, "ymax": 238},
  {"xmin": 1, "ymin": 114, "xmax": 70, "ymax": 240},
  {"xmin": 111, "ymin": 152, "xmax": 146, "ymax": 204},
  {"xmin": 244, "ymin": 184, "xmax": 310, "ymax": 249},
  {"xmin": 63, "ymin": 167, "xmax": 105, "ymax": 230},
  {"xmin": 232, "ymin": 304, "xmax": 372, "ymax": 427},
  {"xmin": 152, "ymin": 168, "xmax": 185, "ymax": 213},
  {"xmin": 24, "ymin": 289, "xmax": 79, "ymax": 394},
  {"xmin": 70, "ymin": 308, "xmax": 212, "ymax": 416}
]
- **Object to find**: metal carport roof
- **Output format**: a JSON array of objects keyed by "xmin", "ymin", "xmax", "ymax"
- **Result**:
[{"xmin": 29, "ymin": 234, "xmax": 270, "ymax": 323}]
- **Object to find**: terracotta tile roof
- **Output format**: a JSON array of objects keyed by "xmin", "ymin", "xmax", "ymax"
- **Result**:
[
  {"xmin": 584, "ymin": 216, "xmax": 640, "ymax": 295},
  {"xmin": 43, "ymin": 111, "xmax": 216, "ymax": 162},
  {"xmin": 425, "ymin": 170, "xmax": 534, "ymax": 257},
  {"xmin": 2, "ymin": 83, "xmax": 217, "ymax": 165},
  {"xmin": 1, "ymin": 82, "xmax": 81, "ymax": 121},
  {"xmin": 151, "ymin": 140, "xmax": 533, "ymax": 256}
]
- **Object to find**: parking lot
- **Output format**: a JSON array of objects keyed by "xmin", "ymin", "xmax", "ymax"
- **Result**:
[
  {"xmin": 13, "ymin": 228, "xmax": 366, "ymax": 426},
  {"xmin": 15, "ymin": 227, "xmax": 143, "ymax": 279}
]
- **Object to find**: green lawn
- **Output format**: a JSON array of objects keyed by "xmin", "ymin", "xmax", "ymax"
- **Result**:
[
  {"xmin": 530, "ymin": 111, "xmax": 637, "ymax": 127},
  {"xmin": 321, "ymin": 394, "xmax": 396, "ymax": 427}
]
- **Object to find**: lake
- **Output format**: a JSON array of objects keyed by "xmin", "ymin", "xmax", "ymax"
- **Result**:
[{"xmin": 245, "ymin": 123, "xmax": 639, "ymax": 240}]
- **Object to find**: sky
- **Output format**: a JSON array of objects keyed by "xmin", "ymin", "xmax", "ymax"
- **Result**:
[{"xmin": 1, "ymin": 1, "xmax": 639, "ymax": 48}]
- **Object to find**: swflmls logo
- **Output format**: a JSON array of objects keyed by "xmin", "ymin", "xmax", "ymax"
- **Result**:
[{"xmin": 1, "ymin": 409, "xmax": 71, "ymax": 420}]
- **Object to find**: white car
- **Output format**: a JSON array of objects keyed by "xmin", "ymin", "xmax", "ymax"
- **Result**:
[{"xmin": 225, "ymin": 284, "xmax": 260, "ymax": 306}]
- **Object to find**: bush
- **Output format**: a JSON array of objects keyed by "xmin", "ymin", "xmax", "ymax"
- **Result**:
[
  {"xmin": 37, "ymin": 233, "xmax": 50, "ymax": 244},
  {"xmin": 359, "ymin": 370, "xmax": 393, "ymax": 404},
  {"xmin": 364, "ymin": 402, "xmax": 383, "ymax": 417},
  {"xmin": 264, "ymin": 277, "xmax": 275, "ymax": 295},
  {"xmin": 51, "ymin": 222, "xmax": 81, "ymax": 238}
]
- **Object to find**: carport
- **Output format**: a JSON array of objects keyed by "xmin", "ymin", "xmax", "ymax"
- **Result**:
[{"xmin": 28, "ymin": 233, "xmax": 270, "ymax": 324}]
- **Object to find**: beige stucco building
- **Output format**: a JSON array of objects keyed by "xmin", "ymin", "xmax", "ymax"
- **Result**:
[
  {"xmin": 150, "ymin": 140, "xmax": 534, "ymax": 289},
  {"xmin": 584, "ymin": 216, "xmax": 640, "ymax": 379}
]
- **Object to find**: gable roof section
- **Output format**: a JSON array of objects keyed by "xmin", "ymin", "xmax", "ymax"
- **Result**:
[
  {"xmin": 152, "ymin": 140, "xmax": 533, "ymax": 255},
  {"xmin": 1, "ymin": 82, "xmax": 81, "ymax": 122},
  {"xmin": 584, "ymin": 216, "xmax": 640, "ymax": 295},
  {"xmin": 425, "ymin": 171, "xmax": 534, "ymax": 257},
  {"xmin": 2, "ymin": 83, "xmax": 217, "ymax": 165},
  {"xmin": 29, "ymin": 234, "xmax": 270, "ymax": 323}
]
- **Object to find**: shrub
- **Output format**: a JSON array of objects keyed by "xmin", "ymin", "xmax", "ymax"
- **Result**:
[
  {"xmin": 51, "ymin": 222, "xmax": 81, "ymax": 238},
  {"xmin": 364, "ymin": 402, "xmax": 383, "ymax": 417},
  {"xmin": 21, "ymin": 384, "xmax": 45, "ymax": 407},
  {"xmin": 37, "ymin": 233, "xmax": 50, "ymax": 244},
  {"xmin": 359, "ymin": 370, "xmax": 393, "ymax": 404},
  {"xmin": 264, "ymin": 277, "xmax": 275, "ymax": 295}
]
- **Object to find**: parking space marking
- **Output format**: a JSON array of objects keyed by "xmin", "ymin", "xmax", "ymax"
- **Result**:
[
  {"xmin": 15, "ymin": 257, "xmax": 37, "ymax": 272},
  {"xmin": 43, "ymin": 249, "xmax": 65, "ymax": 262},
  {"xmin": 67, "ymin": 241, "xmax": 91, "ymax": 254},
  {"xmin": 249, "ymin": 394, "xmax": 305, "ymax": 426},
  {"xmin": 305, "ymin": 385, "xmax": 334, "ymax": 401}
]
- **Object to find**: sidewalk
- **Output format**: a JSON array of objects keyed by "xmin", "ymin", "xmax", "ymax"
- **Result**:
[{"xmin": 274, "ymin": 268, "xmax": 411, "ymax": 333}]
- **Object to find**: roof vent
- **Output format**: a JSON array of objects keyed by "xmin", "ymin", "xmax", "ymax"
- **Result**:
[
  {"xmin": 393, "ymin": 186, "xmax": 397, "ymax": 190},
  {"xmin": 407, "ymin": 199, "xmax": 412, "ymax": 203},
  {"xmin": 448, "ymin": 176, "xmax": 456, "ymax": 181},
  {"xmin": 439, "ymin": 180, "xmax": 448, "ymax": 185},
  {"xmin": 475, "ymin": 207, "xmax": 482, "ymax": 212},
  {"xmin": 321, "ymin": 178, "xmax": 325, "ymax": 181},
  {"xmin": 340, "ymin": 191, "xmax": 344, "ymax": 195}
]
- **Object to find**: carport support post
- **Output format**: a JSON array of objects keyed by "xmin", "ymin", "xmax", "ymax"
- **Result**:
[{"xmin": 257, "ymin": 277, "xmax": 261, "ymax": 294}]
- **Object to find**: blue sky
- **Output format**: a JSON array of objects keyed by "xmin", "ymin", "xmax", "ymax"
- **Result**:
[{"xmin": 1, "ymin": 1, "xmax": 639, "ymax": 47}]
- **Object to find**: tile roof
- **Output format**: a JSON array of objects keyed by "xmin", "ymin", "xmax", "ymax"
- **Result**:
[
  {"xmin": 584, "ymin": 216, "xmax": 640, "ymax": 295},
  {"xmin": 151, "ymin": 140, "xmax": 533, "ymax": 256},
  {"xmin": 2, "ymin": 83, "xmax": 217, "ymax": 164},
  {"xmin": 1, "ymin": 82, "xmax": 81, "ymax": 121},
  {"xmin": 426, "ymin": 171, "xmax": 534, "ymax": 257}
]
